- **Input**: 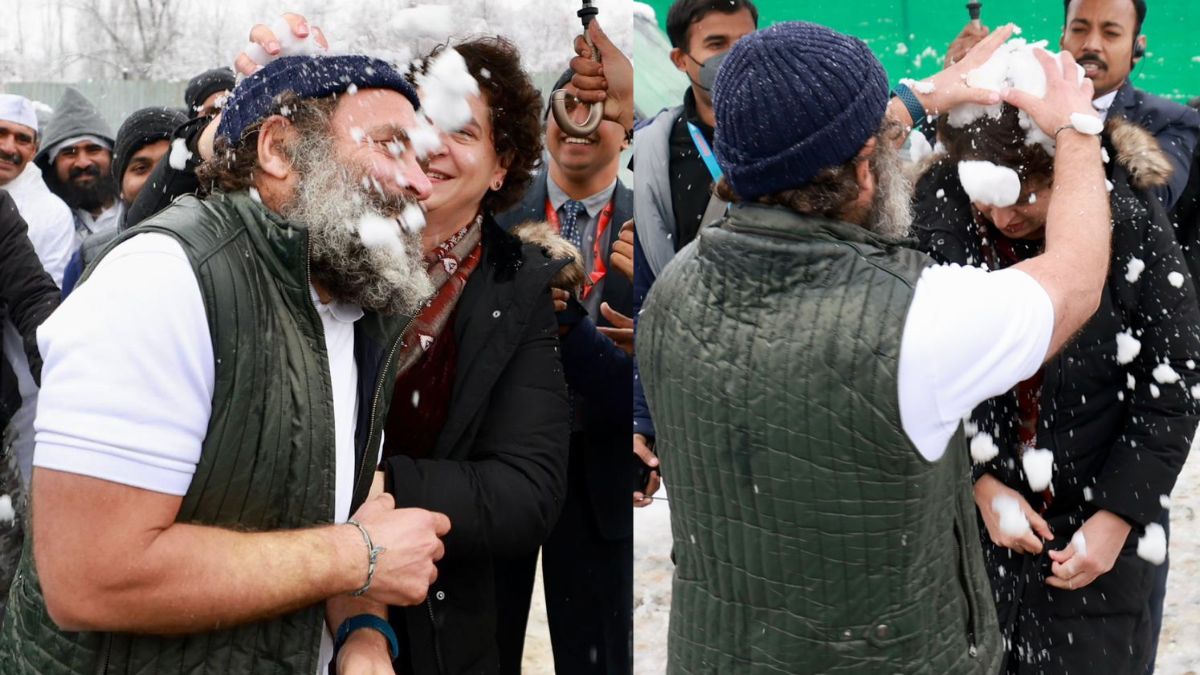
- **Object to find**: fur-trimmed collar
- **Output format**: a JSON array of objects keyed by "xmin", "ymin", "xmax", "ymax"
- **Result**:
[
  {"xmin": 1106, "ymin": 116, "xmax": 1172, "ymax": 190},
  {"xmin": 508, "ymin": 220, "xmax": 586, "ymax": 290}
]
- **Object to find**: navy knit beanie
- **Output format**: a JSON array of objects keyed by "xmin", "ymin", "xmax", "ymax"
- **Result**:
[
  {"xmin": 217, "ymin": 55, "xmax": 420, "ymax": 143},
  {"xmin": 712, "ymin": 22, "xmax": 890, "ymax": 200}
]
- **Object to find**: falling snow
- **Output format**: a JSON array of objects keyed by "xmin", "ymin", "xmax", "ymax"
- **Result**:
[
  {"xmin": 970, "ymin": 432, "xmax": 1000, "ymax": 464},
  {"xmin": 1138, "ymin": 522, "xmax": 1167, "ymax": 565},
  {"xmin": 1116, "ymin": 330, "xmax": 1142, "ymax": 364},
  {"xmin": 993, "ymin": 494, "xmax": 1031, "ymax": 536},
  {"xmin": 168, "ymin": 138, "xmax": 192, "ymax": 170},
  {"xmin": 1022, "ymin": 448, "xmax": 1053, "ymax": 492}
]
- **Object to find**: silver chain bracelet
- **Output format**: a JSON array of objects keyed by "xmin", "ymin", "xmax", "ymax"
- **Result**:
[{"xmin": 346, "ymin": 519, "xmax": 387, "ymax": 597}]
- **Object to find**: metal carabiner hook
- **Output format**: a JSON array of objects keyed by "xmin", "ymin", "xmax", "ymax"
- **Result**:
[{"xmin": 552, "ymin": 0, "xmax": 605, "ymax": 138}]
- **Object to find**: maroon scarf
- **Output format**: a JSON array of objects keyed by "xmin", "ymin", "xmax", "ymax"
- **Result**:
[{"xmin": 976, "ymin": 213, "xmax": 1053, "ymax": 510}]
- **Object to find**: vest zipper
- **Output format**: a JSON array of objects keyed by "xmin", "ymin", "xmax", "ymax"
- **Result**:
[
  {"xmin": 427, "ymin": 595, "xmax": 446, "ymax": 674},
  {"xmin": 358, "ymin": 321, "xmax": 410, "ymax": 504}
]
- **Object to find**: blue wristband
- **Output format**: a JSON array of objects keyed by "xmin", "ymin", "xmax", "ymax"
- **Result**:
[
  {"xmin": 892, "ymin": 83, "xmax": 928, "ymax": 130},
  {"xmin": 334, "ymin": 614, "xmax": 400, "ymax": 660}
]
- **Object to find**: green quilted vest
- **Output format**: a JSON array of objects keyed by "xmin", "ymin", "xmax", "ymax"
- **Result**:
[
  {"xmin": 640, "ymin": 204, "xmax": 1002, "ymax": 675},
  {"xmin": 0, "ymin": 191, "xmax": 409, "ymax": 674}
]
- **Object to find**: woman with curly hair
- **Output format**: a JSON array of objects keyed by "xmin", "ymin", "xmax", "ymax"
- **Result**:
[{"xmin": 359, "ymin": 36, "xmax": 576, "ymax": 675}]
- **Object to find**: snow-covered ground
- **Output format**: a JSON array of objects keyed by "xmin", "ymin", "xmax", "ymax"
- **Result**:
[{"xmin": 624, "ymin": 458, "xmax": 1200, "ymax": 674}]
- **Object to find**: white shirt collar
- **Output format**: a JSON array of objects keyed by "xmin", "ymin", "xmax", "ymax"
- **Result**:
[
  {"xmin": 547, "ymin": 176, "xmax": 617, "ymax": 218},
  {"xmin": 309, "ymin": 285, "xmax": 364, "ymax": 324},
  {"xmin": 1093, "ymin": 90, "xmax": 1119, "ymax": 121}
]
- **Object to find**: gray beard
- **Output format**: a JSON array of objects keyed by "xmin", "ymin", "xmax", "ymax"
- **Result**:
[
  {"xmin": 864, "ymin": 139, "xmax": 914, "ymax": 241},
  {"xmin": 283, "ymin": 133, "xmax": 433, "ymax": 316}
]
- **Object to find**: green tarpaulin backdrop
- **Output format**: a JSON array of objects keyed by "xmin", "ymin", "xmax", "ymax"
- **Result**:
[{"xmin": 641, "ymin": 0, "xmax": 1199, "ymax": 101}]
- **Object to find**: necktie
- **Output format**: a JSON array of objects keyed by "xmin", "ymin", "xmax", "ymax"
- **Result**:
[{"xmin": 559, "ymin": 200, "xmax": 586, "ymax": 250}]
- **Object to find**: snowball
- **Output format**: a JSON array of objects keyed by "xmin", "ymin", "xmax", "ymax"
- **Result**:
[
  {"xmin": 947, "ymin": 36, "xmax": 1086, "ymax": 155},
  {"xmin": 895, "ymin": 43, "xmax": 909, "ymax": 56},
  {"xmin": 1083, "ymin": 486, "xmax": 1093, "ymax": 501},
  {"xmin": 168, "ymin": 138, "xmax": 192, "ymax": 170},
  {"xmin": 413, "ymin": 47, "xmax": 479, "ymax": 133},
  {"xmin": 971, "ymin": 432, "xmax": 1000, "ymax": 464},
  {"xmin": 1125, "ymin": 257, "xmax": 1145, "ymax": 282},
  {"xmin": 1159, "ymin": 494, "xmax": 1171, "ymax": 509},
  {"xmin": 1192, "ymin": 383, "xmax": 1200, "ymax": 399},
  {"xmin": 958, "ymin": 161, "xmax": 1021, "ymax": 207},
  {"xmin": 1150, "ymin": 383, "xmax": 1161, "ymax": 399},
  {"xmin": 0, "ymin": 494, "xmax": 13, "ymax": 524},
  {"xmin": 248, "ymin": 187, "xmax": 262, "ymax": 203},
  {"xmin": 1168, "ymin": 271, "xmax": 1185, "ymax": 288},
  {"xmin": 1127, "ymin": 373, "xmax": 1136, "ymax": 389},
  {"xmin": 350, "ymin": 127, "xmax": 366, "ymax": 145},
  {"xmin": 407, "ymin": 115, "xmax": 444, "ymax": 160},
  {"xmin": 1116, "ymin": 330, "xmax": 1141, "ymax": 364},
  {"xmin": 1153, "ymin": 363, "xmax": 1181, "ymax": 384},
  {"xmin": 399, "ymin": 202, "xmax": 426, "ymax": 234},
  {"xmin": 963, "ymin": 417, "xmax": 978, "ymax": 437},
  {"xmin": 1069, "ymin": 112, "xmax": 1104, "ymax": 135},
  {"xmin": 355, "ymin": 213, "xmax": 406, "ymax": 255},
  {"xmin": 1071, "ymin": 530, "xmax": 1088, "ymax": 557},
  {"xmin": 993, "ymin": 495, "xmax": 1031, "ymax": 536},
  {"xmin": 908, "ymin": 130, "xmax": 934, "ymax": 163},
  {"xmin": 936, "ymin": 188, "xmax": 946, "ymax": 200},
  {"xmin": 1022, "ymin": 448, "xmax": 1054, "ymax": 492},
  {"xmin": 1137, "ymin": 523, "xmax": 1167, "ymax": 565}
]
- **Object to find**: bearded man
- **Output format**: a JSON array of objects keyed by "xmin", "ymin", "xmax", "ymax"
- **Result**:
[
  {"xmin": 0, "ymin": 55, "xmax": 451, "ymax": 675},
  {"xmin": 637, "ymin": 23, "xmax": 1115, "ymax": 673},
  {"xmin": 33, "ymin": 88, "xmax": 124, "ymax": 242}
]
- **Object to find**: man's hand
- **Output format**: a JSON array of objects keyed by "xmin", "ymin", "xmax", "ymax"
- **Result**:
[
  {"xmin": 335, "ymin": 628, "xmax": 396, "ymax": 675},
  {"xmin": 1046, "ymin": 510, "xmax": 1132, "ymax": 591},
  {"xmin": 944, "ymin": 22, "xmax": 991, "ymax": 69},
  {"xmin": 633, "ymin": 433, "xmax": 661, "ymax": 507},
  {"xmin": 974, "ymin": 473, "xmax": 1054, "ymax": 555},
  {"xmin": 1001, "ymin": 49, "xmax": 1098, "ymax": 137},
  {"xmin": 598, "ymin": 302, "xmax": 633, "ymax": 355},
  {"xmin": 234, "ymin": 13, "xmax": 329, "ymax": 76},
  {"xmin": 551, "ymin": 288, "xmax": 570, "ymax": 313},
  {"xmin": 611, "ymin": 219, "xmax": 634, "ymax": 282},
  {"xmin": 570, "ymin": 19, "xmax": 634, "ymax": 134},
  {"xmin": 349, "ymin": 494, "xmax": 450, "ymax": 606},
  {"xmin": 914, "ymin": 24, "xmax": 1015, "ymax": 117}
]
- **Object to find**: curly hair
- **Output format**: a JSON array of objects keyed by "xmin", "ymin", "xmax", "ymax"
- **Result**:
[
  {"xmin": 415, "ymin": 37, "xmax": 544, "ymax": 215},
  {"xmin": 938, "ymin": 104, "xmax": 1054, "ymax": 184},
  {"xmin": 196, "ymin": 91, "xmax": 337, "ymax": 194},
  {"xmin": 714, "ymin": 118, "xmax": 905, "ymax": 220}
]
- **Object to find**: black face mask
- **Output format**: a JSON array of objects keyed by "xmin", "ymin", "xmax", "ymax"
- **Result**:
[{"xmin": 685, "ymin": 50, "xmax": 730, "ymax": 92}]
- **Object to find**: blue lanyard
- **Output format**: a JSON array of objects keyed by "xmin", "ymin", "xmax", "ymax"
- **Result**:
[{"xmin": 686, "ymin": 121, "xmax": 723, "ymax": 182}]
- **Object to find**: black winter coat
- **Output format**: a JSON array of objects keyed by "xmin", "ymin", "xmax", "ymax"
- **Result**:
[
  {"xmin": 913, "ymin": 119, "xmax": 1200, "ymax": 674},
  {"xmin": 381, "ymin": 215, "xmax": 571, "ymax": 675},
  {"xmin": 0, "ymin": 191, "xmax": 61, "ymax": 430}
]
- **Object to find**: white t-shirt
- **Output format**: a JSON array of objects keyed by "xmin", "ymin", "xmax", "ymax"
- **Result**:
[
  {"xmin": 33, "ymin": 233, "xmax": 362, "ymax": 673},
  {"xmin": 898, "ymin": 264, "xmax": 1055, "ymax": 461}
]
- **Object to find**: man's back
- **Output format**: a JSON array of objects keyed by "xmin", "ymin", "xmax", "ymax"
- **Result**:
[{"xmin": 639, "ymin": 204, "xmax": 1001, "ymax": 675}]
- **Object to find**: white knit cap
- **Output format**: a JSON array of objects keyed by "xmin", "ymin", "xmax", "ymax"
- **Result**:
[{"xmin": 0, "ymin": 94, "xmax": 39, "ymax": 134}]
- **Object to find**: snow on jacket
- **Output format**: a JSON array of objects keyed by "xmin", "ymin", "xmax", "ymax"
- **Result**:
[{"xmin": 913, "ymin": 117, "xmax": 1200, "ymax": 674}]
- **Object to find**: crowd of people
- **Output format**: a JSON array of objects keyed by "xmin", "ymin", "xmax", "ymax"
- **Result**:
[{"xmin": 0, "ymin": 0, "xmax": 1197, "ymax": 673}]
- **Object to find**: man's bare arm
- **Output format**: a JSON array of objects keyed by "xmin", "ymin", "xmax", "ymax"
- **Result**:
[
  {"xmin": 1008, "ymin": 51, "xmax": 1110, "ymax": 356},
  {"xmin": 34, "ymin": 469, "xmax": 448, "ymax": 634}
]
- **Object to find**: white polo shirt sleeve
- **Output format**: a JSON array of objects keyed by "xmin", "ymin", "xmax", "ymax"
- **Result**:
[
  {"xmin": 33, "ymin": 233, "xmax": 214, "ymax": 495},
  {"xmin": 898, "ymin": 264, "xmax": 1055, "ymax": 461}
]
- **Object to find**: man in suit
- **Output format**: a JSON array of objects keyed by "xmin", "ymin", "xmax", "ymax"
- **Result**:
[{"xmin": 496, "ymin": 68, "xmax": 634, "ymax": 674}]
